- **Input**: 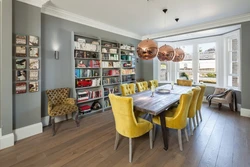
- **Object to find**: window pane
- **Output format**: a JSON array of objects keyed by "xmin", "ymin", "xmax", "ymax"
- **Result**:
[
  {"xmin": 179, "ymin": 71, "xmax": 193, "ymax": 80},
  {"xmin": 179, "ymin": 45, "xmax": 193, "ymax": 71},
  {"xmin": 232, "ymin": 51, "xmax": 237, "ymax": 61},
  {"xmin": 198, "ymin": 43, "xmax": 216, "ymax": 84},
  {"xmin": 160, "ymin": 62, "xmax": 168, "ymax": 81},
  {"xmin": 232, "ymin": 62, "xmax": 238, "ymax": 74},
  {"xmin": 228, "ymin": 76, "xmax": 239, "ymax": 87},
  {"xmin": 232, "ymin": 39, "xmax": 238, "ymax": 51}
]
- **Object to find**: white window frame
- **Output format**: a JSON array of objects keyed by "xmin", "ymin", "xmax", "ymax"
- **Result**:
[{"xmin": 223, "ymin": 30, "xmax": 241, "ymax": 90}]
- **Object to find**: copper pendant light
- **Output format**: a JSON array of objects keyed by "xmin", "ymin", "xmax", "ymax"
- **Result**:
[
  {"xmin": 157, "ymin": 44, "xmax": 175, "ymax": 61},
  {"xmin": 172, "ymin": 48, "xmax": 185, "ymax": 62},
  {"xmin": 137, "ymin": 39, "xmax": 158, "ymax": 60}
]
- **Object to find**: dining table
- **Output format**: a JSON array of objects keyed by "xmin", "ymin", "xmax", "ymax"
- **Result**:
[{"xmin": 129, "ymin": 84, "xmax": 193, "ymax": 151}]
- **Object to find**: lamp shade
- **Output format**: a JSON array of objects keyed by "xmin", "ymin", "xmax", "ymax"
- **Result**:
[
  {"xmin": 157, "ymin": 44, "xmax": 175, "ymax": 61},
  {"xmin": 137, "ymin": 39, "xmax": 158, "ymax": 60},
  {"xmin": 172, "ymin": 48, "xmax": 185, "ymax": 62}
]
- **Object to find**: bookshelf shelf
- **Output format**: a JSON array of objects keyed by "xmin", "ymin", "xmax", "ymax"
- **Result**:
[
  {"xmin": 74, "ymin": 49, "xmax": 99, "ymax": 53},
  {"xmin": 77, "ymin": 97, "xmax": 103, "ymax": 104},
  {"xmin": 75, "ymin": 86, "xmax": 101, "ymax": 90},
  {"xmin": 75, "ymin": 58, "xmax": 100, "ymax": 60},
  {"xmin": 75, "ymin": 76, "xmax": 100, "ymax": 79},
  {"xmin": 102, "ymin": 75, "xmax": 120, "ymax": 77},
  {"xmin": 103, "ymin": 83, "xmax": 120, "ymax": 86}
]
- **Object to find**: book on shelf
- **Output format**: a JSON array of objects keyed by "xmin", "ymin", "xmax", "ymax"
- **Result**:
[
  {"xmin": 77, "ymin": 90, "xmax": 102, "ymax": 102},
  {"xmin": 103, "ymin": 77, "xmax": 120, "ymax": 85},
  {"xmin": 76, "ymin": 78, "xmax": 101, "ymax": 87},
  {"xmin": 102, "ymin": 53, "xmax": 119, "ymax": 60},
  {"xmin": 75, "ymin": 69, "xmax": 99, "ymax": 78},
  {"xmin": 101, "ymin": 61, "xmax": 120, "ymax": 68},
  {"xmin": 75, "ymin": 50, "xmax": 99, "ymax": 59},
  {"xmin": 75, "ymin": 60, "xmax": 100, "ymax": 68},
  {"xmin": 121, "ymin": 69, "xmax": 135, "ymax": 75}
]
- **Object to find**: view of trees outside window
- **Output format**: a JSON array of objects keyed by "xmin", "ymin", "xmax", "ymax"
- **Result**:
[
  {"xmin": 198, "ymin": 42, "xmax": 216, "ymax": 84},
  {"xmin": 179, "ymin": 45, "xmax": 193, "ymax": 80},
  {"xmin": 160, "ymin": 62, "xmax": 168, "ymax": 81},
  {"xmin": 228, "ymin": 38, "xmax": 239, "ymax": 87}
]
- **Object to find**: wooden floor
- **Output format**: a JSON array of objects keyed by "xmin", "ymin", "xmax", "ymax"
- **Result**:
[{"xmin": 0, "ymin": 103, "xmax": 250, "ymax": 167}]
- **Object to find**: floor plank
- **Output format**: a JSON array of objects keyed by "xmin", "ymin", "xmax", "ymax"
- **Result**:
[{"xmin": 0, "ymin": 103, "xmax": 249, "ymax": 167}]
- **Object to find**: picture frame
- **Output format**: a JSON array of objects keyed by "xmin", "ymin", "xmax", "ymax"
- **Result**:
[
  {"xmin": 29, "ymin": 70, "xmax": 39, "ymax": 81},
  {"xmin": 29, "ymin": 47, "xmax": 39, "ymax": 57},
  {"xmin": 29, "ymin": 81, "xmax": 39, "ymax": 92},
  {"xmin": 16, "ymin": 82, "xmax": 27, "ymax": 94},
  {"xmin": 29, "ymin": 59, "xmax": 39, "ymax": 69},
  {"xmin": 29, "ymin": 36, "xmax": 39, "ymax": 46},
  {"xmin": 15, "ymin": 46, "xmax": 26, "ymax": 57},
  {"xmin": 16, "ymin": 35, "xmax": 27, "ymax": 45},
  {"xmin": 15, "ymin": 59, "xmax": 27, "ymax": 69},
  {"xmin": 16, "ymin": 70, "xmax": 27, "ymax": 81}
]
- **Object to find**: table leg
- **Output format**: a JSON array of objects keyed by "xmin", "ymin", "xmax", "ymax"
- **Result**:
[{"xmin": 159, "ymin": 111, "xmax": 169, "ymax": 151}]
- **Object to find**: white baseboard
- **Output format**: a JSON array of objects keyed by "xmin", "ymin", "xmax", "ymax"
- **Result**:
[
  {"xmin": 14, "ymin": 122, "xmax": 43, "ymax": 141},
  {"xmin": 0, "ymin": 133, "xmax": 14, "ymax": 150},
  {"xmin": 240, "ymin": 108, "xmax": 250, "ymax": 118},
  {"xmin": 42, "ymin": 114, "xmax": 73, "ymax": 127}
]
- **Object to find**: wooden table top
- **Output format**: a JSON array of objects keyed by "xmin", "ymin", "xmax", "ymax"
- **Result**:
[{"xmin": 129, "ymin": 84, "xmax": 193, "ymax": 116}]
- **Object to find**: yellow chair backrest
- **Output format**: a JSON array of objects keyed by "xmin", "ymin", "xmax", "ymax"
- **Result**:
[
  {"xmin": 168, "ymin": 91, "xmax": 193, "ymax": 129},
  {"xmin": 148, "ymin": 80, "xmax": 158, "ymax": 88},
  {"xmin": 136, "ymin": 81, "xmax": 149, "ymax": 92},
  {"xmin": 177, "ymin": 79, "xmax": 192, "ymax": 86},
  {"xmin": 188, "ymin": 87, "xmax": 201, "ymax": 118},
  {"xmin": 121, "ymin": 83, "xmax": 135, "ymax": 96},
  {"xmin": 109, "ymin": 94, "xmax": 140, "ymax": 138},
  {"xmin": 197, "ymin": 84, "xmax": 206, "ymax": 110},
  {"xmin": 46, "ymin": 88, "xmax": 70, "ymax": 105}
]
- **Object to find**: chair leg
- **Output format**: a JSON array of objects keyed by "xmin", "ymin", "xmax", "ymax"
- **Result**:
[
  {"xmin": 129, "ymin": 138, "xmax": 132, "ymax": 163},
  {"xmin": 184, "ymin": 128, "xmax": 189, "ymax": 142},
  {"xmin": 192, "ymin": 117, "xmax": 196, "ymax": 130},
  {"xmin": 48, "ymin": 116, "xmax": 52, "ymax": 126},
  {"xmin": 114, "ymin": 131, "xmax": 120, "ymax": 150},
  {"xmin": 149, "ymin": 129, "xmax": 153, "ymax": 149},
  {"xmin": 178, "ymin": 129, "xmax": 183, "ymax": 151},
  {"xmin": 189, "ymin": 118, "xmax": 193, "ymax": 136},
  {"xmin": 199, "ymin": 110, "xmax": 202, "ymax": 122},
  {"xmin": 52, "ymin": 117, "xmax": 56, "ymax": 136},
  {"xmin": 218, "ymin": 103, "xmax": 222, "ymax": 110},
  {"xmin": 75, "ymin": 112, "xmax": 80, "ymax": 127},
  {"xmin": 196, "ymin": 112, "xmax": 199, "ymax": 126},
  {"xmin": 229, "ymin": 103, "xmax": 234, "ymax": 111},
  {"xmin": 65, "ymin": 114, "xmax": 68, "ymax": 121}
]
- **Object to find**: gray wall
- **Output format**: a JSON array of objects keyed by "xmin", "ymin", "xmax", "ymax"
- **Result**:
[
  {"xmin": 41, "ymin": 14, "xmax": 141, "ymax": 117},
  {"xmin": 241, "ymin": 22, "xmax": 250, "ymax": 110},
  {"xmin": 13, "ymin": 1, "xmax": 41, "ymax": 129},
  {"xmin": 0, "ymin": 0, "xmax": 12, "ymax": 135}
]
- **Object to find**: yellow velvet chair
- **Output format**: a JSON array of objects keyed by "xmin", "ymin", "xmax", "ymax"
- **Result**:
[
  {"xmin": 136, "ymin": 81, "xmax": 149, "ymax": 92},
  {"xmin": 121, "ymin": 83, "xmax": 136, "ymax": 96},
  {"xmin": 187, "ymin": 87, "xmax": 201, "ymax": 135},
  {"xmin": 148, "ymin": 80, "xmax": 158, "ymax": 88},
  {"xmin": 46, "ymin": 88, "xmax": 78, "ymax": 136},
  {"xmin": 177, "ymin": 79, "xmax": 192, "ymax": 86},
  {"xmin": 153, "ymin": 91, "xmax": 193, "ymax": 151},
  {"xmin": 109, "ymin": 94, "xmax": 153, "ymax": 162},
  {"xmin": 196, "ymin": 84, "xmax": 206, "ymax": 125}
]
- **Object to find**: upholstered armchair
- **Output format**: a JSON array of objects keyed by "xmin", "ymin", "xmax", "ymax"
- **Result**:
[
  {"xmin": 207, "ymin": 88, "xmax": 234, "ymax": 111},
  {"xmin": 109, "ymin": 94, "xmax": 153, "ymax": 162},
  {"xmin": 136, "ymin": 81, "xmax": 149, "ymax": 92},
  {"xmin": 148, "ymin": 80, "xmax": 158, "ymax": 88},
  {"xmin": 177, "ymin": 79, "xmax": 192, "ymax": 86},
  {"xmin": 46, "ymin": 88, "xmax": 78, "ymax": 136},
  {"xmin": 121, "ymin": 83, "xmax": 136, "ymax": 96}
]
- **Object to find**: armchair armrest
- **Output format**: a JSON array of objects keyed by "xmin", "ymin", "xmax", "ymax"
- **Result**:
[
  {"xmin": 48, "ymin": 101, "xmax": 53, "ymax": 115},
  {"xmin": 65, "ymin": 98, "xmax": 76, "ymax": 105}
]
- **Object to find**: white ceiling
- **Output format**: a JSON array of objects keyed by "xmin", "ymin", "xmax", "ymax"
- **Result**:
[
  {"xmin": 49, "ymin": 0, "xmax": 250, "ymax": 37},
  {"xmin": 156, "ymin": 24, "xmax": 241, "ymax": 41}
]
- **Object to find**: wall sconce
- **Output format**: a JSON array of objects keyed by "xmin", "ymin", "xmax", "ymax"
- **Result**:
[{"xmin": 54, "ymin": 51, "xmax": 59, "ymax": 60}]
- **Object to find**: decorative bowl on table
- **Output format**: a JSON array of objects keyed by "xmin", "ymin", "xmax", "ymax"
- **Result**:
[{"xmin": 156, "ymin": 89, "xmax": 170, "ymax": 94}]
